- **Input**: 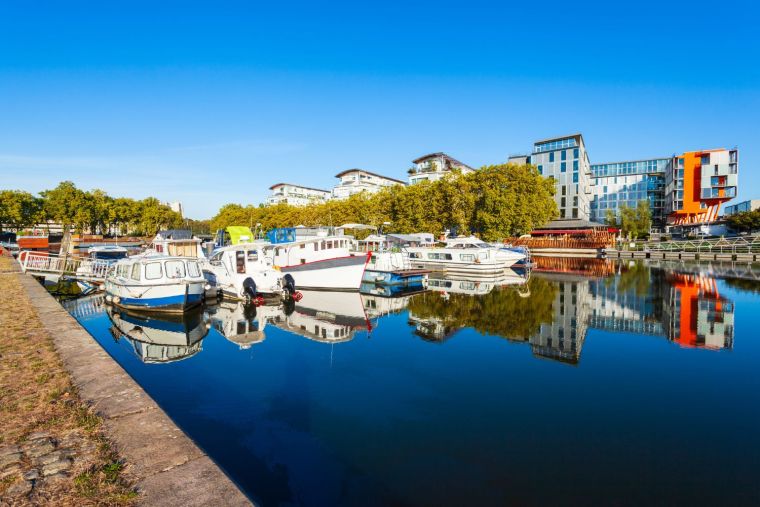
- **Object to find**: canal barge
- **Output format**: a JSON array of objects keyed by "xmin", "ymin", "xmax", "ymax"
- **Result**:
[{"xmin": 404, "ymin": 236, "xmax": 525, "ymax": 274}]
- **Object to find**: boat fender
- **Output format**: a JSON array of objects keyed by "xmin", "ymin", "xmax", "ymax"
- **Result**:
[
  {"xmin": 105, "ymin": 295, "xmax": 113, "ymax": 304},
  {"xmin": 292, "ymin": 291, "xmax": 303, "ymax": 302}
]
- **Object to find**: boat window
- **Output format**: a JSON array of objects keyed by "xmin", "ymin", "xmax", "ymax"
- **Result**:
[
  {"xmin": 460, "ymin": 254, "xmax": 475, "ymax": 262},
  {"xmin": 326, "ymin": 241, "xmax": 332, "ymax": 249},
  {"xmin": 428, "ymin": 253, "xmax": 453, "ymax": 260},
  {"xmin": 300, "ymin": 243, "xmax": 305, "ymax": 249},
  {"xmin": 321, "ymin": 241, "xmax": 326, "ymax": 250},
  {"xmin": 247, "ymin": 250, "xmax": 258, "ymax": 262},
  {"xmin": 478, "ymin": 251, "xmax": 488, "ymax": 260},
  {"xmin": 165, "ymin": 260, "xmax": 186, "ymax": 279},
  {"xmin": 408, "ymin": 252, "xmax": 422, "ymax": 259},
  {"xmin": 236, "ymin": 251, "xmax": 245, "ymax": 274},
  {"xmin": 130, "ymin": 263, "xmax": 141, "ymax": 281},
  {"xmin": 209, "ymin": 252, "xmax": 223, "ymax": 266},
  {"xmin": 187, "ymin": 261, "xmax": 201, "ymax": 277},
  {"xmin": 314, "ymin": 242, "xmax": 319, "ymax": 251},
  {"xmin": 145, "ymin": 262, "xmax": 163, "ymax": 280}
]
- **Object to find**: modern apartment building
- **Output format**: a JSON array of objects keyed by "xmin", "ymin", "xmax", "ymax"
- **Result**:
[
  {"xmin": 589, "ymin": 158, "xmax": 669, "ymax": 228},
  {"xmin": 332, "ymin": 169, "xmax": 405, "ymax": 200},
  {"xmin": 528, "ymin": 134, "xmax": 593, "ymax": 220},
  {"xmin": 515, "ymin": 134, "xmax": 740, "ymax": 230},
  {"xmin": 665, "ymin": 149, "xmax": 739, "ymax": 225},
  {"xmin": 408, "ymin": 153, "xmax": 475, "ymax": 185},
  {"xmin": 266, "ymin": 183, "xmax": 332, "ymax": 206},
  {"xmin": 724, "ymin": 199, "xmax": 760, "ymax": 216}
]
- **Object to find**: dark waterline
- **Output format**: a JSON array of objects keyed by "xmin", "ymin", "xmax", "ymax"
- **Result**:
[{"xmin": 63, "ymin": 260, "xmax": 760, "ymax": 506}]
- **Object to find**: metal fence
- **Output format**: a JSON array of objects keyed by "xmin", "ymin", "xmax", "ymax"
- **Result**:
[{"xmin": 645, "ymin": 236, "xmax": 760, "ymax": 254}]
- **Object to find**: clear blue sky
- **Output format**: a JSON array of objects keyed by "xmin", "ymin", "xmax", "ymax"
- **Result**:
[{"xmin": 1, "ymin": 0, "xmax": 757, "ymax": 219}]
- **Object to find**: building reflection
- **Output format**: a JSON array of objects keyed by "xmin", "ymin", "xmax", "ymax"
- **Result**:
[
  {"xmin": 106, "ymin": 306, "xmax": 209, "ymax": 364},
  {"xmin": 404, "ymin": 261, "xmax": 736, "ymax": 364}
]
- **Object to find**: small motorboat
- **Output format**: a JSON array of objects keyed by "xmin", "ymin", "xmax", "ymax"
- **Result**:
[{"xmin": 104, "ymin": 255, "xmax": 208, "ymax": 313}]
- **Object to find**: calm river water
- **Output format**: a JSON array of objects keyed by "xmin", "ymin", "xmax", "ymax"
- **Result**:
[{"xmin": 63, "ymin": 259, "xmax": 760, "ymax": 506}]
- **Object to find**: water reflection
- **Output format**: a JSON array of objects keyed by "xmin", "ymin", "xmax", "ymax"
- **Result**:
[
  {"xmin": 206, "ymin": 300, "xmax": 287, "ymax": 349},
  {"xmin": 404, "ymin": 261, "xmax": 736, "ymax": 364},
  {"xmin": 106, "ymin": 307, "xmax": 209, "ymax": 363},
  {"xmin": 272, "ymin": 290, "xmax": 370, "ymax": 343}
]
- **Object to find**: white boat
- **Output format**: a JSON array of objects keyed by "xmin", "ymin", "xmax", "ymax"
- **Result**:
[
  {"xmin": 75, "ymin": 245, "xmax": 129, "ymax": 294},
  {"xmin": 404, "ymin": 236, "xmax": 525, "ymax": 274},
  {"xmin": 253, "ymin": 227, "xmax": 369, "ymax": 291},
  {"xmin": 104, "ymin": 256, "xmax": 207, "ymax": 313},
  {"xmin": 205, "ymin": 243, "xmax": 298, "ymax": 302}
]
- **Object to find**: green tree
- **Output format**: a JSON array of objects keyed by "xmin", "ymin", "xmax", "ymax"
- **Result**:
[
  {"xmin": 604, "ymin": 209, "xmax": 618, "ymax": 227},
  {"xmin": 40, "ymin": 181, "xmax": 90, "ymax": 233},
  {"xmin": 0, "ymin": 190, "xmax": 42, "ymax": 232},
  {"xmin": 635, "ymin": 200, "xmax": 651, "ymax": 239}
]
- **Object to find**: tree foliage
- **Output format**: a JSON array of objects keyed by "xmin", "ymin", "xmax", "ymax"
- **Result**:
[
  {"xmin": 0, "ymin": 181, "xmax": 183, "ymax": 235},
  {"xmin": 211, "ymin": 163, "xmax": 558, "ymax": 240},
  {"xmin": 726, "ymin": 209, "xmax": 760, "ymax": 233},
  {"xmin": 616, "ymin": 200, "xmax": 651, "ymax": 240},
  {"xmin": 0, "ymin": 190, "xmax": 43, "ymax": 232}
]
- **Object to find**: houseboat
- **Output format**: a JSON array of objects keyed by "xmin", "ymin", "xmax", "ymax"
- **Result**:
[
  {"xmin": 104, "ymin": 255, "xmax": 208, "ymax": 312},
  {"xmin": 404, "ymin": 236, "xmax": 525, "ymax": 274},
  {"xmin": 216, "ymin": 226, "xmax": 369, "ymax": 291}
]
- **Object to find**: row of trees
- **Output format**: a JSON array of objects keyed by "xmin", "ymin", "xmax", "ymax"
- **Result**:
[
  {"xmin": 604, "ymin": 200, "xmax": 652, "ymax": 240},
  {"xmin": 211, "ymin": 164, "xmax": 558, "ymax": 241},
  {"xmin": 0, "ymin": 181, "xmax": 183, "ymax": 236},
  {"xmin": 725, "ymin": 209, "xmax": 760, "ymax": 233}
]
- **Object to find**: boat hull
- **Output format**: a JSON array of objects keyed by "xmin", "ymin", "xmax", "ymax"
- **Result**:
[
  {"xmin": 363, "ymin": 269, "xmax": 428, "ymax": 286},
  {"xmin": 105, "ymin": 281, "xmax": 205, "ymax": 313},
  {"xmin": 279, "ymin": 254, "xmax": 369, "ymax": 291}
]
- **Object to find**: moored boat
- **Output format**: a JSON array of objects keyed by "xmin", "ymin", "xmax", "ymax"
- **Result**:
[
  {"xmin": 404, "ymin": 236, "xmax": 525, "ymax": 274},
  {"xmin": 104, "ymin": 255, "xmax": 207, "ymax": 313}
]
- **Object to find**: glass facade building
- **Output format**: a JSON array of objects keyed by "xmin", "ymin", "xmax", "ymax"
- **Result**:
[{"xmin": 589, "ymin": 158, "xmax": 670, "ymax": 229}]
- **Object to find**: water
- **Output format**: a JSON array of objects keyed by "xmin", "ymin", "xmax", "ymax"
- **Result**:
[{"xmin": 63, "ymin": 260, "xmax": 760, "ymax": 506}]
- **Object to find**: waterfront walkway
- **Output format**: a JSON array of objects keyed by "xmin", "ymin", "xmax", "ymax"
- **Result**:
[{"xmin": 0, "ymin": 255, "xmax": 250, "ymax": 506}]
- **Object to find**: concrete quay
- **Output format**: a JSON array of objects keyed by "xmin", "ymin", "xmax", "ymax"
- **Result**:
[{"xmin": 14, "ymin": 270, "xmax": 252, "ymax": 506}]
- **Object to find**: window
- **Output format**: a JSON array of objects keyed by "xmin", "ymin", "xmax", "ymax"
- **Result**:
[
  {"xmin": 572, "ymin": 208, "xmax": 578, "ymax": 218},
  {"xmin": 573, "ymin": 148, "xmax": 579, "ymax": 159},
  {"xmin": 561, "ymin": 150, "xmax": 567, "ymax": 161},
  {"xmin": 165, "ymin": 260, "xmax": 186, "ymax": 278},
  {"xmin": 573, "ymin": 196, "xmax": 578, "ymax": 206},
  {"xmin": 247, "ymin": 250, "xmax": 259, "ymax": 262},
  {"xmin": 701, "ymin": 154, "xmax": 710, "ymax": 165},
  {"xmin": 561, "ymin": 162, "xmax": 566, "ymax": 172},
  {"xmin": 235, "ymin": 251, "xmax": 245, "ymax": 273},
  {"xmin": 130, "ymin": 263, "xmax": 141, "ymax": 281},
  {"xmin": 562, "ymin": 185, "xmax": 566, "ymax": 196},
  {"xmin": 187, "ymin": 261, "xmax": 201, "ymax": 277},
  {"xmin": 145, "ymin": 262, "xmax": 162, "ymax": 280},
  {"xmin": 549, "ymin": 152, "xmax": 555, "ymax": 162},
  {"xmin": 572, "ymin": 172, "xmax": 578, "ymax": 183},
  {"xmin": 460, "ymin": 254, "xmax": 475, "ymax": 262},
  {"xmin": 573, "ymin": 160, "xmax": 578, "ymax": 171},
  {"xmin": 428, "ymin": 253, "xmax": 452, "ymax": 260},
  {"xmin": 561, "ymin": 197, "xmax": 566, "ymax": 207},
  {"xmin": 537, "ymin": 165, "xmax": 543, "ymax": 175}
]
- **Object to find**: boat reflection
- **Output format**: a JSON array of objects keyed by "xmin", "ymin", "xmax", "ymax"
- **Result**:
[
  {"xmin": 426, "ymin": 268, "xmax": 530, "ymax": 296},
  {"xmin": 272, "ymin": 290, "xmax": 370, "ymax": 343},
  {"xmin": 406, "ymin": 262, "xmax": 735, "ymax": 364},
  {"xmin": 205, "ymin": 300, "xmax": 287, "ymax": 349},
  {"xmin": 106, "ymin": 306, "xmax": 209, "ymax": 363}
]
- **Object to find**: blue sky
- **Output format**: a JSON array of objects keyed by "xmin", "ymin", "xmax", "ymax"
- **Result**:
[{"xmin": 1, "ymin": 0, "xmax": 757, "ymax": 218}]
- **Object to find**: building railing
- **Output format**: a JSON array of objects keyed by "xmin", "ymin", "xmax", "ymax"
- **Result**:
[{"xmin": 644, "ymin": 236, "xmax": 760, "ymax": 254}]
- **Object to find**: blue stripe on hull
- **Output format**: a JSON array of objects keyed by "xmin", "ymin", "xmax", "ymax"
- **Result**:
[
  {"xmin": 363, "ymin": 270, "xmax": 427, "ymax": 286},
  {"xmin": 117, "ymin": 293, "xmax": 202, "ymax": 309}
]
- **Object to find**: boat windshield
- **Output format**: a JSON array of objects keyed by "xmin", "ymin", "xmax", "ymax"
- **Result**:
[{"xmin": 92, "ymin": 251, "xmax": 128, "ymax": 260}]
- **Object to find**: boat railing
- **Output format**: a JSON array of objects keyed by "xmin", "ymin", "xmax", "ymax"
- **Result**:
[{"xmin": 19, "ymin": 251, "xmax": 111, "ymax": 281}]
